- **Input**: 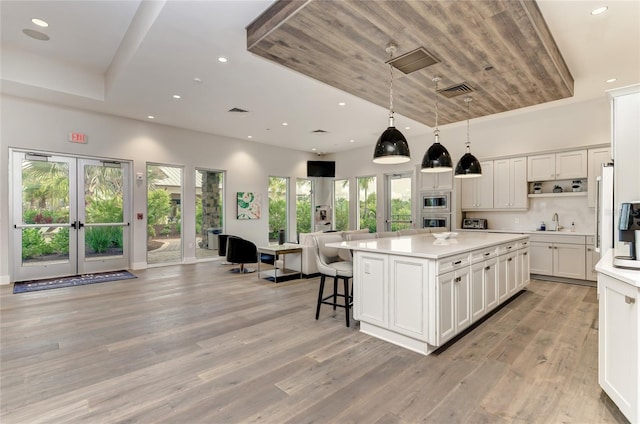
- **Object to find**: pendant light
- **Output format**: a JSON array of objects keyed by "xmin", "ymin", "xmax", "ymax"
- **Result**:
[
  {"xmin": 421, "ymin": 76, "xmax": 452, "ymax": 172},
  {"xmin": 454, "ymin": 96, "xmax": 482, "ymax": 178},
  {"xmin": 373, "ymin": 43, "xmax": 410, "ymax": 164}
]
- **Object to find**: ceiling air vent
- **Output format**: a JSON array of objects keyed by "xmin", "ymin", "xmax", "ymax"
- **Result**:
[
  {"xmin": 387, "ymin": 47, "xmax": 440, "ymax": 74},
  {"xmin": 311, "ymin": 129, "xmax": 328, "ymax": 133},
  {"xmin": 228, "ymin": 107, "xmax": 249, "ymax": 113},
  {"xmin": 437, "ymin": 82, "xmax": 475, "ymax": 98}
]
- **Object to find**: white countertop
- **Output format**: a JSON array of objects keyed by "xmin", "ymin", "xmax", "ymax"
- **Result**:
[
  {"xmin": 458, "ymin": 229, "xmax": 594, "ymax": 237},
  {"xmin": 596, "ymin": 249, "xmax": 640, "ymax": 287},
  {"xmin": 330, "ymin": 232, "xmax": 528, "ymax": 260}
]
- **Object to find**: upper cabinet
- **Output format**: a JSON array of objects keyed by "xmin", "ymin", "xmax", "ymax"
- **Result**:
[
  {"xmin": 460, "ymin": 161, "xmax": 494, "ymax": 210},
  {"xmin": 420, "ymin": 169, "xmax": 453, "ymax": 191},
  {"xmin": 587, "ymin": 147, "xmax": 611, "ymax": 207},
  {"xmin": 494, "ymin": 157, "xmax": 528, "ymax": 209},
  {"xmin": 527, "ymin": 150, "xmax": 587, "ymax": 181}
]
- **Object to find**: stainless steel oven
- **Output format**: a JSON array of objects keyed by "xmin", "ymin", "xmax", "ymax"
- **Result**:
[
  {"xmin": 421, "ymin": 213, "xmax": 450, "ymax": 230},
  {"xmin": 421, "ymin": 191, "xmax": 450, "ymax": 212}
]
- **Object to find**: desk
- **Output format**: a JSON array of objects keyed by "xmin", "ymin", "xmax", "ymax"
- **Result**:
[{"xmin": 257, "ymin": 245, "xmax": 303, "ymax": 283}]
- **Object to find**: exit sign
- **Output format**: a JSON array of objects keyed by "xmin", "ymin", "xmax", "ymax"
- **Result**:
[{"xmin": 68, "ymin": 132, "xmax": 88, "ymax": 144}]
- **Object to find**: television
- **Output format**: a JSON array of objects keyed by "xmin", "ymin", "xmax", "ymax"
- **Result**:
[{"xmin": 307, "ymin": 160, "xmax": 335, "ymax": 178}]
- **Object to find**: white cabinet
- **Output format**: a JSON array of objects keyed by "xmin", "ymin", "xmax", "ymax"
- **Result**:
[
  {"xmin": 527, "ymin": 150, "xmax": 587, "ymax": 181},
  {"xmin": 460, "ymin": 161, "xmax": 494, "ymax": 210},
  {"xmin": 494, "ymin": 157, "xmax": 528, "ymax": 209},
  {"xmin": 598, "ymin": 272, "xmax": 640, "ymax": 424},
  {"xmin": 471, "ymin": 257, "xmax": 498, "ymax": 321},
  {"xmin": 420, "ymin": 169, "xmax": 453, "ymax": 191},
  {"xmin": 529, "ymin": 235, "xmax": 586, "ymax": 280},
  {"xmin": 587, "ymin": 147, "xmax": 611, "ymax": 207},
  {"xmin": 517, "ymin": 246, "xmax": 530, "ymax": 289},
  {"xmin": 388, "ymin": 256, "xmax": 430, "ymax": 340},
  {"xmin": 438, "ymin": 266, "xmax": 471, "ymax": 345},
  {"xmin": 498, "ymin": 250, "xmax": 517, "ymax": 301},
  {"xmin": 586, "ymin": 236, "xmax": 599, "ymax": 282},
  {"xmin": 354, "ymin": 252, "xmax": 388, "ymax": 327}
]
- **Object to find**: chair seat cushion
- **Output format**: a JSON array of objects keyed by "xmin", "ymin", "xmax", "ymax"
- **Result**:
[{"xmin": 328, "ymin": 261, "xmax": 353, "ymax": 277}]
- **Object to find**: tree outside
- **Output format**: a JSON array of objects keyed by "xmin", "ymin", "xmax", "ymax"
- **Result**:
[
  {"xmin": 357, "ymin": 176, "xmax": 377, "ymax": 232},
  {"xmin": 268, "ymin": 176, "xmax": 288, "ymax": 242},
  {"xmin": 296, "ymin": 179, "xmax": 312, "ymax": 238},
  {"xmin": 334, "ymin": 179, "xmax": 349, "ymax": 231}
]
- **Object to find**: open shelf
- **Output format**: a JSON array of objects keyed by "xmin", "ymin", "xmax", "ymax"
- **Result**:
[{"xmin": 528, "ymin": 192, "xmax": 587, "ymax": 198}]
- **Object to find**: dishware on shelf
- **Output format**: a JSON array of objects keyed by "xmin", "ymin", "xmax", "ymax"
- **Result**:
[
  {"xmin": 572, "ymin": 180, "xmax": 582, "ymax": 192},
  {"xmin": 533, "ymin": 182, "xmax": 542, "ymax": 194},
  {"xmin": 552, "ymin": 185, "xmax": 563, "ymax": 193}
]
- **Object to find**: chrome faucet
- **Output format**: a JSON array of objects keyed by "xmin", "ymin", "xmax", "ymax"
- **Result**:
[{"xmin": 552, "ymin": 213, "xmax": 560, "ymax": 231}]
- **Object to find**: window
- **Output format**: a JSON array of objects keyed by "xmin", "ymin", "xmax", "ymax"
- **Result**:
[
  {"xmin": 296, "ymin": 178, "xmax": 312, "ymax": 237},
  {"xmin": 195, "ymin": 169, "xmax": 224, "ymax": 260},
  {"xmin": 268, "ymin": 176, "xmax": 289, "ymax": 242},
  {"xmin": 357, "ymin": 176, "xmax": 376, "ymax": 232},
  {"xmin": 334, "ymin": 179, "xmax": 349, "ymax": 231},
  {"xmin": 147, "ymin": 164, "xmax": 183, "ymax": 265},
  {"xmin": 386, "ymin": 173, "xmax": 412, "ymax": 231}
]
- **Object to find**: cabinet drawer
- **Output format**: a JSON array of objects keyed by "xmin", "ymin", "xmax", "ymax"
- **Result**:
[
  {"xmin": 438, "ymin": 253, "xmax": 470, "ymax": 274},
  {"xmin": 471, "ymin": 246, "xmax": 498, "ymax": 263},
  {"xmin": 498, "ymin": 243, "xmax": 517, "ymax": 255},
  {"xmin": 529, "ymin": 234, "xmax": 586, "ymax": 245}
]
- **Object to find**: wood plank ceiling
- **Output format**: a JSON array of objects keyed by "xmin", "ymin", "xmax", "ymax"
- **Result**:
[{"xmin": 247, "ymin": 0, "xmax": 574, "ymax": 126}]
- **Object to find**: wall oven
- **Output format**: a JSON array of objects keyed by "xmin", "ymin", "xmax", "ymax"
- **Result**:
[
  {"xmin": 421, "ymin": 213, "xmax": 450, "ymax": 230},
  {"xmin": 421, "ymin": 191, "xmax": 450, "ymax": 212}
]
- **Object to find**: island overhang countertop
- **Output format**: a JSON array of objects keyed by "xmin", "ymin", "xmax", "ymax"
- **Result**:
[{"xmin": 329, "ymin": 232, "xmax": 529, "ymax": 259}]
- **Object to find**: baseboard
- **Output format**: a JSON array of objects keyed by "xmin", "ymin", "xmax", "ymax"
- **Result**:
[
  {"xmin": 131, "ymin": 262, "xmax": 148, "ymax": 270},
  {"xmin": 531, "ymin": 274, "xmax": 596, "ymax": 287},
  {"xmin": 0, "ymin": 274, "xmax": 10, "ymax": 285}
]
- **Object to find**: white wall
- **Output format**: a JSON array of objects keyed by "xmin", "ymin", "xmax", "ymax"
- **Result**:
[
  {"xmin": 329, "ymin": 97, "xmax": 610, "ymax": 233},
  {"xmin": 0, "ymin": 95, "xmax": 315, "ymax": 283}
]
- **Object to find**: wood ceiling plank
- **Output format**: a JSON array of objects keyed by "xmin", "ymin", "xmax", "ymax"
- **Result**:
[{"xmin": 246, "ymin": 0, "xmax": 574, "ymax": 126}]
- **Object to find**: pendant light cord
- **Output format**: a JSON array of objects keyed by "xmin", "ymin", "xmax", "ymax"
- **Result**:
[
  {"xmin": 387, "ymin": 44, "xmax": 396, "ymax": 126},
  {"xmin": 433, "ymin": 77, "xmax": 440, "ymax": 140},
  {"xmin": 465, "ymin": 96, "xmax": 472, "ymax": 152}
]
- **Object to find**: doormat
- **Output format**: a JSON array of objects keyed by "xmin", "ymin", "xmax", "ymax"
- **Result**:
[{"xmin": 13, "ymin": 270, "xmax": 136, "ymax": 294}]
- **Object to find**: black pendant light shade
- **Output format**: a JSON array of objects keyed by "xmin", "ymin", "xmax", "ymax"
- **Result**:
[
  {"xmin": 421, "ymin": 76, "xmax": 452, "ymax": 173},
  {"xmin": 373, "ymin": 120, "xmax": 411, "ymax": 164},
  {"xmin": 421, "ymin": 135, "xmax": 453, "ymax": 172},
  {"xmin": 373, "ymin": 43, "xmax": 410, "ymax": 165},
  {"xmin": 454, "ymin": 96, "xmax": 482, "ymax": 178},
  {"xmin": 454, "ymin": 151, "xmax": 482, "ymax": 178}
]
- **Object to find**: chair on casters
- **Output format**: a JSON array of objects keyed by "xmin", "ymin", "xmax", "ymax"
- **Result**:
[
  {"xmin": 226, "ymin": 236, "xmax": 258, "ymax": 273},
  {"xmin": 313, "ymin": 234, "xmax": 353, "ymax": 327}
]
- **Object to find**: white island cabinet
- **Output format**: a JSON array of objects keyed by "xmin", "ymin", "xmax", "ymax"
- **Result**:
[
  {"xmin": 597, "ymin": 250, "xmax": 640, "ymax": 424},
  {"xmin": 337, "ymin": 232, "xmax": 530, "ymax": 356}
]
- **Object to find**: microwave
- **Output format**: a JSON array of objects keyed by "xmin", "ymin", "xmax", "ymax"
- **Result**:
[
  {"xmin": 421, "ymin": 191, "xmax": 450, "ymax": 212},
  {"xmin": 422, "ymin": 213, "xmax": 450, "ymax": 230},
  {"xmin": 462, "ymin": 218, "xmax": 488, "ymax": 229}
]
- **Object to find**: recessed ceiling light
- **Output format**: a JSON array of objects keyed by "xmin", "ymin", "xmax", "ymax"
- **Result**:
[
  {"xmin": 282, "ymin": 122, "xmax": 288, "ymax": 126},
  {"xmin": 312, "ymin": 148, "xmax": 317, "ymax": 151},
  {"xmin": 591, "ymin": 6, "xmax": 608, "ymax": 15},
  {"xmin": 606, "ymin": 78, "xmax": 617, "ymax": 83},
  {"xmin": 147, "ymin": 115, "xmax": 155, "ymax": 119},
  {"xmin": 247, "ymin": 135, "xmax": 253, "ymax": 139},
  {"xmin": 31, "ymin": 18, "xmax": 48, "ymax": 27},
  {"xmin": 338, "ymin": 102, "xmax": 346, "ymax": 106},
  {"xmin": 217, "ymin": 56, "xmax": 228, "ymax": 63},
  {"xmin": 193, "ymin": 77, "xmax": 203, "ymax": 84},
  {"xmin": 172, "ymin": 94, "xmax": 181, "ymax": 99},
  {"xmin": 405, "ymin": 126, "xmax": 411, "ymax": 130},
  {"xmin": 349, "ymin": 139, "xmax": 355, "ymax": 143}
]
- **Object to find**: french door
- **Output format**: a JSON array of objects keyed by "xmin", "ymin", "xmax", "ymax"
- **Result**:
[{"xmin": 11, "ymin": 151, "xmax": 130, "ymax": 281}]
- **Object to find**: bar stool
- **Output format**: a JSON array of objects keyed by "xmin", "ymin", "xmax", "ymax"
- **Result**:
[{"xmin": 313, "ymin": 234, "xmax": 353, "ymax": 327}]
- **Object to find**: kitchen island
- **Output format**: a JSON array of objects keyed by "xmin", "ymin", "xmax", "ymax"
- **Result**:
[{"xmin": 332, "ymin": 232, "xmax": 530, "ymax": 355}]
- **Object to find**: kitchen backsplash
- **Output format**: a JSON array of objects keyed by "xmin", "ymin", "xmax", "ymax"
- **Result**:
[{"xmin": 463, "ymin": 197, "xmax": 595, "ymax": 233}]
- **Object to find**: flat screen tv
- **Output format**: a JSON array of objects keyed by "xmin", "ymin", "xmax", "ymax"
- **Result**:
[{"xmin": 307, "ymin": 160, "xmax": 335, "ymax": 178}]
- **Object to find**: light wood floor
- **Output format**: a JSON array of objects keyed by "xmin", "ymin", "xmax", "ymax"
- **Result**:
[{"xmin": 0, "ymin": 263, "xmax": 629, "ymax": 423}]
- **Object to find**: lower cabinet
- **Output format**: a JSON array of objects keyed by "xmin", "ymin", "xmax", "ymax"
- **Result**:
[
  {"xmin": 517, "ymin": 246, "xmax": 530, "ymax": 289},
  {"xmin": 498, "ymin": 251, "xmax": 517, "ymax": 302},
  {"xmin": 529, "ymin": 234, "xmax": 586, "ymax": 280},
  {"xmin": 388, "ymin": 256, "xmax": 430, "ymax": 340},
  {"xmin": 471, "ymin": 257, "xmax": 498, "ymax": 321},
  {"xmin": 586, "ymin": 246, "xmax": 599, "ymax": 282},
  {"xmin": 599, "ymin": 272, "xmax": 639, "ymax": 423},
  {"xmin": 354, "ymin": 252, "xmax": 388, "ymax": 327},
  {"xmin": 438, "ymin": 266, "xmax": 471, "ymax": 345}
]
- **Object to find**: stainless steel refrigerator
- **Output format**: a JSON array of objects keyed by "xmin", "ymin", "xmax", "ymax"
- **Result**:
[{"xmin": 595, "ymin": 163, "xmax": 615, "ymax": 254}]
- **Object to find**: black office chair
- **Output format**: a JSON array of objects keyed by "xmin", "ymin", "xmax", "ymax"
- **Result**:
[{"xmin": 226, "ymin": 236, "xmax": 258, "ymax": 273}]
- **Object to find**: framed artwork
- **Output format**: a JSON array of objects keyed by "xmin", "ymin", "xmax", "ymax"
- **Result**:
[{"xmin": 237, "ymin": 192, "xmax": 261, "ymax": 220}]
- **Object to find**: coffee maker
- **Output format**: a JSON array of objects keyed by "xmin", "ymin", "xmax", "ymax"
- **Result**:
[{"xmin": 613, "ymin": 202, "xmax": 640, "ymax": 270}]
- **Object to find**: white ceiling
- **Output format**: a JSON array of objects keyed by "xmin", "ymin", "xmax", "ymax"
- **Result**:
[{"xmin": 1, "ymin": 0, "xmax": 639, "ymax": 155}]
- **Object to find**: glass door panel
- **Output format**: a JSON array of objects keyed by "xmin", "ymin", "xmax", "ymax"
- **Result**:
[
  {"xmin": 12, "ymin": 153, "xmax": 77, "ymax": 281},
  {"xmin": 147, "ymin": 164, "xmax": 183, "ymax": 265},
  {"xmin": 386, "ymin": 173, "xmax": 413, "ymax": 231},
  {"xmin": 79, "ymin": 159, "xmax": 129, "ymax": 273}
]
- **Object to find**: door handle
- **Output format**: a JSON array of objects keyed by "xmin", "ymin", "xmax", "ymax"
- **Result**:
[{"xmin": 625, "ymin": 296, "xmax": 636, "ymax": 305}]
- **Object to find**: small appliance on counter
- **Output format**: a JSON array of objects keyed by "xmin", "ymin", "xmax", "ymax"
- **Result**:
[
  {"xmin": 462, "ymin": 218, "xmax": 488, "ymax": 230},
  {"xmin": 613, "ymin": 201, "xmax": 640, "ymax": 270}
]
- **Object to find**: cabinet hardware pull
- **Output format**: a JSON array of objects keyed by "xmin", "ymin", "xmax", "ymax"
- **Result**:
[
  {"xmin": 548, "ymin": 246, "xmax": 553, "ymax": 249},
  {"xmin": 484, "ymin": 252, "xmax": 490, "ymax": 256},
  {"xmin": 508, "ymin": 258, "xmax": 513, "ymax": 262},
  {"xmin": 485, "ymin": 266, "xmax": 491, "ymax": 271},
  {"xmin": 587, "ymin": 248, "xmax": 592, "ymax": 252},
  {"xmin": 455, "ymin": 277, "xmax": 461, "ymax": 282},
  {"xmin": 507, "ymin": 246, "xmax": 512, "ymax": 249},
  {"xmin": 454, "ymin": 260, "xmax": 462, "ymax": 265},
  {"xmin": 524, "ymin": 252, "xmax": 528, "ymax": 256},
  {"xmin": 625, "ymin": 296, "xmax": 636, "ymax": 304}
]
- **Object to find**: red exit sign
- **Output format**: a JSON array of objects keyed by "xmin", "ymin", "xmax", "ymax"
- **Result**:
[{"xmin": 68, "ymin": 132, "xmax": 88, "ymax": 144}]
